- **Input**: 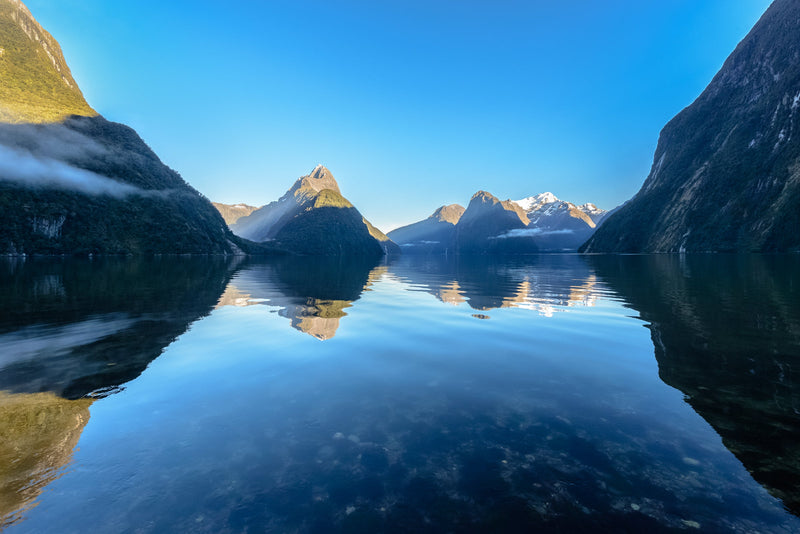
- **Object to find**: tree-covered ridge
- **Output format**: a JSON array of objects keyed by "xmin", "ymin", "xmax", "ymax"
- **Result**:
[{"xmin": 0, "ymin": 116, "xmax": 257, "ymax": 255}]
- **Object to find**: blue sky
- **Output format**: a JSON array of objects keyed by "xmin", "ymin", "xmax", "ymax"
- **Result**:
[{"xmin": 28, "ymin": 0, "xmax": 772, "ymax": 230}]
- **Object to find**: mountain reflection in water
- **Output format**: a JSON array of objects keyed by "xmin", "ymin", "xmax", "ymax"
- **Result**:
[
  {"xmin": 218, "ymin": 257, "xmax": 382, "ymax": 340},
  {"xmin": 0, "ymin": 254, "xmax": 799, "ymax": 532},
  {"xmin": 590, "ymin": 254, "xmax": 800, "ymax": 515},
  {"xmin": 0, "ymin": 257, "xmax": 240, "ymax": 399}
]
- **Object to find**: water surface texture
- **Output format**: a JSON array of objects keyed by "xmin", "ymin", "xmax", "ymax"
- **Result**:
[{"xmin": 1, "ymin": 254, "xmax": 799, "ymax": 533}]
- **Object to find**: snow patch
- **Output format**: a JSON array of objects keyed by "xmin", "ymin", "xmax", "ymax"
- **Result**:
[{"xmin": 512, "ymin": 192, "xmax": 559, "ymax": 212}]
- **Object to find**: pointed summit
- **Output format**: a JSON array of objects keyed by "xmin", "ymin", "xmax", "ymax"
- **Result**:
[
  {"xmin": 230, "ymin": 166, "xmax": 398, "ymax": 256},
  {"xmin": 287, "ymin": 165, "xmax": 341, "ymax": 198}
]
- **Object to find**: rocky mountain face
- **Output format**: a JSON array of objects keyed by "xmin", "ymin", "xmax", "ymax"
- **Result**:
[
  {"xmin": 231, "ymin": 165, "xmax": 399, "ymax": 256},
  {"xmin": 212, "ymin": 202, "xmax": 257, "ymax": 225},
  {"xmin": 0, "ymin": 0, "xmax": 252, "ymax": 255},
  {"xmin": 392, "ymin": 190, "xmax": 608, "ymax": 254},
  {"xmin": 455, "ymin": 191, "xmax": 538, "ymax": 254},
  {"xmin": 387, "ymin": 204, "xmax": 465, "ymax": 253},
  {"xmin": 512, "ymin": 192, "xmax": 608, "ymax": 251},
  {"xmin": 583, "ymin": 0, "xmax": 800, "ymax": 253}
]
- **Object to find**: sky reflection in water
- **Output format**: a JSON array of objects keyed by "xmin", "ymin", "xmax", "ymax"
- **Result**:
[{"xmin": 1, "ymin": 254, "xmax": 799, "ymax": 533}]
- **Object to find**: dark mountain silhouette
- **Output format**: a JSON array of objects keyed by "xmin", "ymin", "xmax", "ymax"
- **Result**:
[{"xmin": 583, "ymin": 0, "xmax": 800, "ymax": 252}]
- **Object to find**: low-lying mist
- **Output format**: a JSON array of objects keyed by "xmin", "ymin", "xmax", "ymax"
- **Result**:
[
  {"xmin": 0, "ymin": 123, "xmax": 163, "ymax": 198},
  {"xmin": 0, "ymin": 144, "xmax": 145, "ymax": 197}
]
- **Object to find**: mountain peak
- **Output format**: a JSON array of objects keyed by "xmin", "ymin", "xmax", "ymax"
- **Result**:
[
  {"xmin": 0, "ymin": 0, "xmax": 96, "ymax": 123},
  {"xmin": 512, "ymin": 192, "xmax": 560, "ymax": 212},
  {"xmin": 470, "ymin": 190, "xmax": 499, "ymax": 204},
  {"xmin": 430, "ymin": 204, "xmax": 465, "ymax": 224},
  {"xmin": 310, "ymin": 164, "xmax": 332, "ymax": 180},
  {"xmin": 288, "ymin": 165, "xmax": 341, "ymax": 198}
]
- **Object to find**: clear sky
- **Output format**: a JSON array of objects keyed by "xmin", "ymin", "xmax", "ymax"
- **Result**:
[{"xmin": 26, "ymin": 0, "xmax": 772, "ymax": 231}]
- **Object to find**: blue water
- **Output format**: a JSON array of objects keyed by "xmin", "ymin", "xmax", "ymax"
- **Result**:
[{"xmin": 1, "ymin": 254, "xmax": 799, "ymax": 532}]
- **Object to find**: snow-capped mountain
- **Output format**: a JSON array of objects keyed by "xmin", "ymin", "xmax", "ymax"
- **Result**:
[
  {"xmin": 509, "ymin": 192, "xmax": 609, "ymax": 251},
  {"xmin": 512, "ymin": 193, "xmax": 608, "ymax": 228}
]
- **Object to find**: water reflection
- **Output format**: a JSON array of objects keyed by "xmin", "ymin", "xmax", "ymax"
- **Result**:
[
  {"xmin": 0, "ymin": 392, "xmax": 92, "ymax": 529},
  {"xmin": 389, "ymin": 254, "xmax": 605, "ymax": 316},
  {"xmin": 2, "ymin": 254, "xmax": 800, "ymax": 531},
  {"xmin": 0, "ymin": 257, "xmax": 240, "ymax": 398},
  {"xmin": 591, "ymin": 254, "xmax": 800, "ymax": 514},
  {"xmin": 219, "ymin": 256, "xmax": 381, "ymax": 340}
]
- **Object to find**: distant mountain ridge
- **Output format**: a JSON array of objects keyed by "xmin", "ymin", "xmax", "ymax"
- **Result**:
[
  {"xmin": 212, "ymin": 202, "xmax": 257, "ymax": 226},
  {"xmin": 511, "ymin": 192, "xmax": 608, "ymax": 251},
  {"xmin": 390, "ymin": 190, "xmax": 607, "ymax": 253},
  {"xmin": 231, "ymin": 166, "xmax": 399, "ymax": 256},
  {"xmin": 582, "ymin": 0, "xmax": 800, "ymax": 252},
  {"xmin": 387, "ymin": 204, "xmax": 465, "ymax": 253}
]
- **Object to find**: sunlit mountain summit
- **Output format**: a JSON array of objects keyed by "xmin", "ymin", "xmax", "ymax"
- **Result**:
[{"xmin": 229, "ymin": 165, "xmax": 399, "ymax": 256}]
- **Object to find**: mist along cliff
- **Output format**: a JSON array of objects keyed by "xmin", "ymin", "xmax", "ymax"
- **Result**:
[
  {"xmin": 230, "ymin": 165, "xmax": 399, "ymax": 256},
  {"xmin": 583, "ymin": 0, "xmax": 800, "ymax": 253},
  {"xmin": 0, "ymin": 0, "xmax": 250, "ymax": 255}
]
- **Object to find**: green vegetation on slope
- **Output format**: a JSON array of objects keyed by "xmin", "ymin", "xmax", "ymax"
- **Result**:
[
  {"xmin": 0, "ymin": 116, "xmax": 260, "ymax": 255},
  {"xmin": 271, "ymin": 189, "xmax": 385, "ymax": 256},
  {"xmin": 0, "ymin": 0, "xmax": 95, "ymax": 123}
]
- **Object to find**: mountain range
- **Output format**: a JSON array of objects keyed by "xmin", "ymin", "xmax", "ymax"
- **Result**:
[
  {"xmin": 388, "ymin": 191, "xmax": 607, "ymax": 253},
  {"xmin": 4, "ymin": 0, "xmax": 799, "ymax": 256},
  {"xmin": 583, "ymin": 0, "xmax": 800, "ymax": 253}
]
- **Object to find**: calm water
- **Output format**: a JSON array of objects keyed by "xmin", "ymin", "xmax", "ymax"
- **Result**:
[{"xmin": 1, "ymin": 254, "xmax": 799, "ymax": 533}]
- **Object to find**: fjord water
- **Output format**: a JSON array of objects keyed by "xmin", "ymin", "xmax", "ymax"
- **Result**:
[{"xmin": 1, "ymin": 255, "xmax": 799, "ymax": 533}]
